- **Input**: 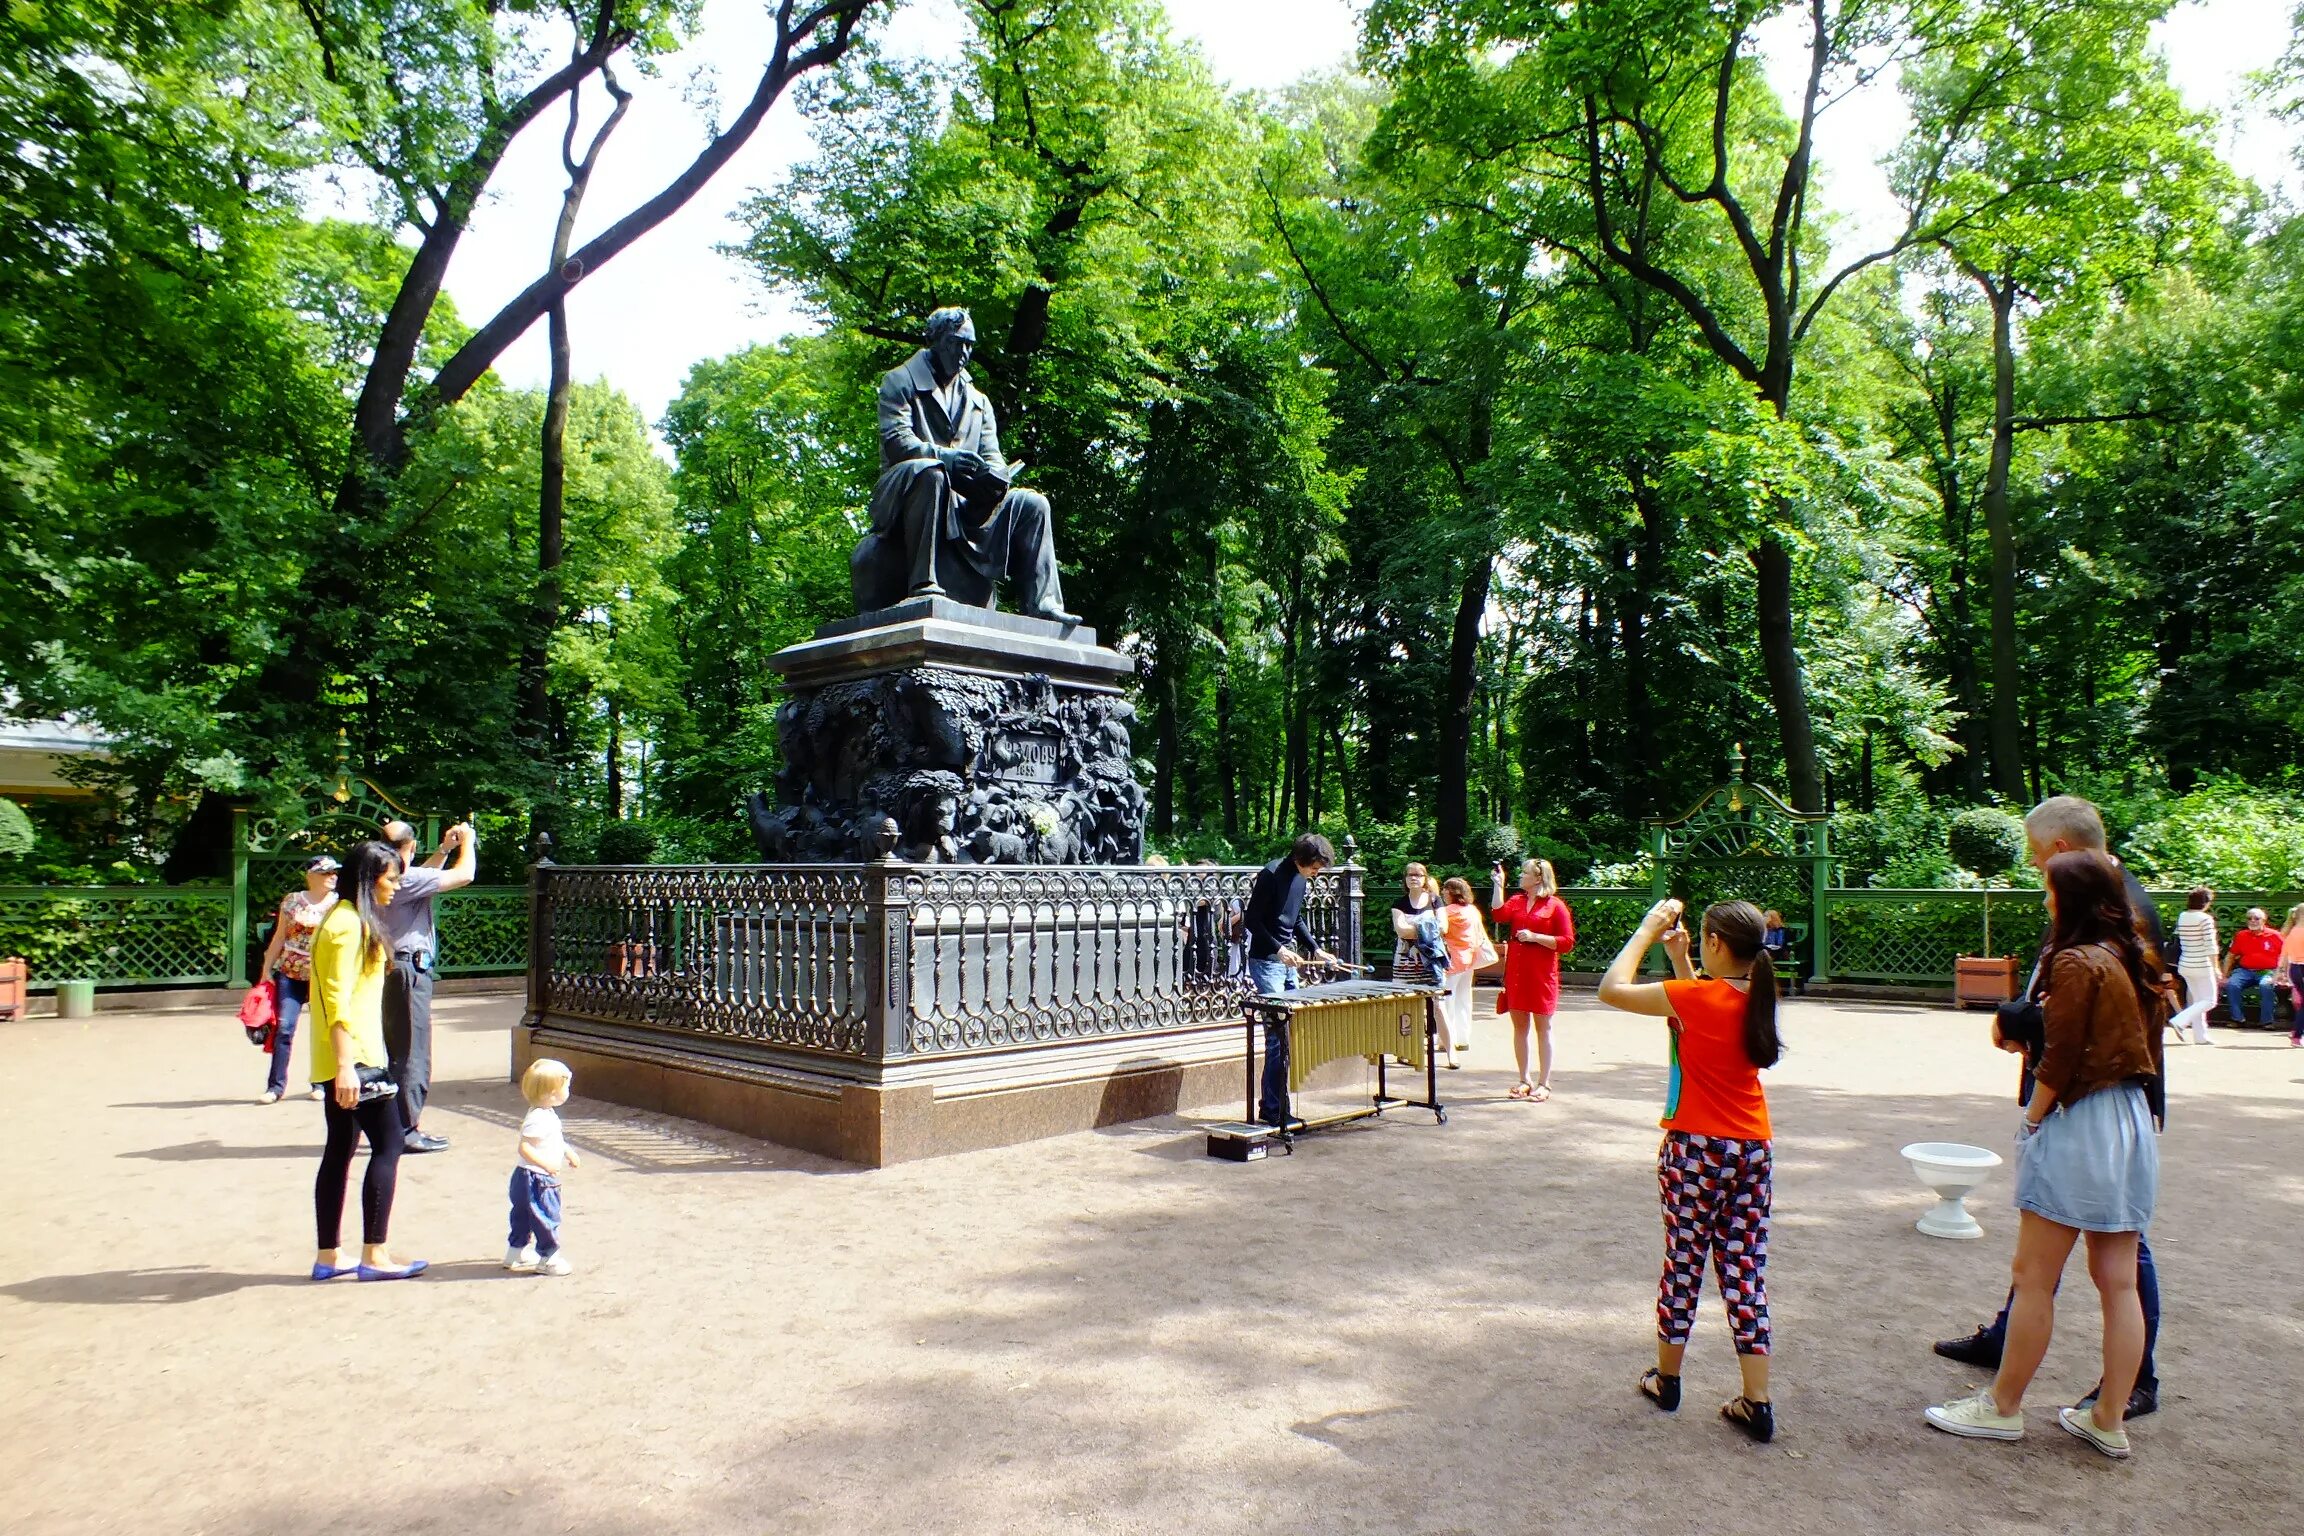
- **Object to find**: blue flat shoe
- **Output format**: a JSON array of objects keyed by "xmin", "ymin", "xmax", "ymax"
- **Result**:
[
  {"xmin": 355, "ymin": 1260, "xmax": 429, "ymax": 1282},
  {"xmin": 309, "ymin": 1261, "xmax": 357, "ymax": 1281}
]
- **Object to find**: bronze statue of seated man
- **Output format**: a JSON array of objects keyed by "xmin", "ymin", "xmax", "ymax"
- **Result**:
[{"xmin": 850, "ymin": 307, "xmax": 1080, "ymax": 624}]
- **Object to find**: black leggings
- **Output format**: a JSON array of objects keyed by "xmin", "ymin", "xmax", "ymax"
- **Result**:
[{"xmin": 315, "ymin": 1092, "xmax": 405, "ymax": 1248}]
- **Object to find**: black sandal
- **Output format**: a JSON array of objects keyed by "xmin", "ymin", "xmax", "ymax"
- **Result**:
[
  {"xmin": 1637, "ymin": 1369, "xmax": 1681, "ymax": 1412},
  {"xmin": 1721, "ymin": 1396, "xmax": 1775, "ymax": 1443}
]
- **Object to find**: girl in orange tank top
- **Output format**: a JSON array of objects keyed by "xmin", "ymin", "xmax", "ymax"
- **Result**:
[{"xmin": 1597, "ymin": 895, "xmax": 1784, "ymax": 1444}]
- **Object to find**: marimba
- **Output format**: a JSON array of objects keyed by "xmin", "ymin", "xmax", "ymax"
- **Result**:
[{"xmin": 1240, "ymin": 977, "xmax": 1446, "ymax": 1138}]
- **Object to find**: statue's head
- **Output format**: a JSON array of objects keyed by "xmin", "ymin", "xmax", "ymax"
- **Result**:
[{"xmin": 925, "ymin": 306, "xmax": 976, "ymax": 378}]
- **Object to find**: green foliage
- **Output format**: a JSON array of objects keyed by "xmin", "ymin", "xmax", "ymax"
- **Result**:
[
  {"xmin": 1463, "ymin": 822, "xmax": 1524, "ymax": 870},
  {"xmin": 6, "ymin": 0, "xmax": 2304, "ymax": 887},
  {"xmin": 594, "ymin": 820, "xmax": 660, "ymax": 865},
  {"xmin": 1948, "ymin": 807, "xmax": 2027, "ymax": 880},
  {"xmin": 1832, "ymin": 776, "xmax": 1958, "ymax": 889},
  {"xmin": 2094, "ymin": 776, "xmax": 2304, "ymax": 889},
  {"xmin": 654, "ymin": 334, "xmax": 872, "ymax": 818},
  {"xmin": 0, "ymin": 799, "xmax": 33, "ymax": 861}
]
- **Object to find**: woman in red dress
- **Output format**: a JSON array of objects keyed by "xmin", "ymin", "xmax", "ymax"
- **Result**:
[{"xmin": 1490, "ymin": 858, "xmax": 1576, "ymax": 1100}]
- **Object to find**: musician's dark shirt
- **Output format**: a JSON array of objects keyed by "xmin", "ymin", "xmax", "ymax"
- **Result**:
[{"xmin": 1244, "ymin": 857, "xmax": 1321, "ymax": 961}]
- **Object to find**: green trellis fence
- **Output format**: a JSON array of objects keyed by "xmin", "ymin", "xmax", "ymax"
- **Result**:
[
  {"xmin": 0, "ymin": 885, "xmax": 530, "ymax": 992},
  {"xmin": 1556, "ymin": 885, "xmax": 2300, "ymax": 984},
  {"xmin": 0, "ymin": 729, "xmax": 533, "ymax": 995}
]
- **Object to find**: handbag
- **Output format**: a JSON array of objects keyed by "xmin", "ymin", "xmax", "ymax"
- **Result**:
[
  {"xmin": 237, "ymin": 978, "xmax": 278, "ymax": 1050},
  {"xmin": 1470, "ymin": 928, "xmax": 1501, "ymax": 972}
]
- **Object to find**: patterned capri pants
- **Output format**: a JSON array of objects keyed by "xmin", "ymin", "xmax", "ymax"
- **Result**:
[{"xmin": 1656, "ymin": 1131, "xmax": 1772, "ymax": 1355}]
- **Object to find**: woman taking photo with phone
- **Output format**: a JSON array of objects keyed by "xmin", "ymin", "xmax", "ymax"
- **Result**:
[
  {"xmin": 1597, "ymin": 896, "xmax": 1783, "ymax": 1442},
  {"xmin": 308, "ymin": 839, "xmax": 426, "ymax": 1282},
  {"xmin": 1490, "ymin": 858, "xmax": 1575, "ymax": 1100},
  {"xmin": 1926, "ymin": 849, "xmax": 2166, "ymax": 1459}
]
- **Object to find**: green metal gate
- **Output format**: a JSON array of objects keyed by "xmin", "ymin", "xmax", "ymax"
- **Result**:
[
  {"xmin": 1645, "ymin": 747, "xmax": 1835, "ymax": 977},
  {"xmin": 229, "ymin": 731, "xmax": 438, "ymax": 987}
]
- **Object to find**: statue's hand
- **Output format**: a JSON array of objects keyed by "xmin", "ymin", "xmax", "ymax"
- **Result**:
[{"xmin": 939, "ymin": 447, "xmax": 987, "ymax": 478}]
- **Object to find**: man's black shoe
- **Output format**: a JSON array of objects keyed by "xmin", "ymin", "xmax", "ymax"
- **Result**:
[
  {"xmin": 402, "ymin": 1131, "xmax": 449, "ymax": 1154},
  {"xmin": 1933, "ymin": 1327, "xmax": 2003, "ymax": 1368},
  {"xmin": 2077, "ymin": 1383, "xmax": 2158, "ymax": 1420}
]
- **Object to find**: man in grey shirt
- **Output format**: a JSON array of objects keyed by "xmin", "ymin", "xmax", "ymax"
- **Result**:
[{"xmin": 382, "ymin": 819, "xmax": 476, "ymax": 1152}]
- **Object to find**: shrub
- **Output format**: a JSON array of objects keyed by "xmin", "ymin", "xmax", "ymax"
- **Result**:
[
  {"xmin": 594, "ymin": 820, "xmax": 660, "ymax": 866},
  {"xmin": 1831, "ymin": 773, "xmax": 1954, "ymax": 887},
  {"xmin": 1948, "ymin": 807, "xmax": 2027, "ymax": 880},
  {"xmin": 2111, "ymin": 775, "xmax": 2304, "ymax": 888}
]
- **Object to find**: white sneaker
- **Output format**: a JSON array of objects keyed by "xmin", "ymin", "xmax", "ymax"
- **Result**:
[
  {"xmin": 2058, "ymin": 1405, "xmax": 2131, "ymax": 1459},
  {"xmin": 1925, "ymin": 1390, "xmax": 2023, "ymax": 1440},
  {"xmin": 504, "ymin": 1246, "xmax": 538, "ymax": 1272},
  {"xmin": 537, "ymin": 1252, "xmax": 572, "ymax": 1277}
]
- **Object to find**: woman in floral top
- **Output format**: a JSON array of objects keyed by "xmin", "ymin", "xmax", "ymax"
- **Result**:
[{"xmin": 256, "ymin": 856, "xmax": 341, "ymax": 1103}]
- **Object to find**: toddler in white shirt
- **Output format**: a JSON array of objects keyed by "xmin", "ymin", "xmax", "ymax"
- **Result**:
[{"xmin": 505, "ymin": 1058, "xmax": 581, "ymax": 1276}]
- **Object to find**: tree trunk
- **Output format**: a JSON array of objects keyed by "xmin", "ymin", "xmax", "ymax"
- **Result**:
[
  {"xmin": 1435, "ymin": 549, "xmax": 1493, "ymax": 861},
  {"xmin": 1976, "ymin": 271, "xmax": 2026, "ymax": 802},
  {"xmin": 1213, "ymin": 549, "xmax": 1239, "ymax": 842},
  {"xmin": 257, "ymin": 3, "xmax": 880, "ymax": 719},
  {"xmin": 1153, "ymin": 643, "xmax": 1178, "ymax": 838},
  {"xmin": 521, "ymin": 296, "xmax": 572, "ymax": 751},
  {"xmin": 605, "ymin": 698, "xmax": 623, "ymax": 819},
  {"xmin": 1278, "ymin": 566, "xmax": 1303, "ymax": 833},
  {"xmin": 1753, "ymin": 533, "xmax": 1823, "ymax": 810},
  {"xmin": 1608, "ymin": 488, "xmax": 1657, "ymax": 818}
]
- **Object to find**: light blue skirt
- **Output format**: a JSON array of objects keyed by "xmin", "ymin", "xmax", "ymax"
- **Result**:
[{"xmin": 2013, "ymin": 1082, "xmax": 2158, "ymax": 1233}]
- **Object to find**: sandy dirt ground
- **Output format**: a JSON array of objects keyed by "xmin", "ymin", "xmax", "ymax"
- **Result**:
[{"xmin": 3, "ymin": 990, "xmax": 2301, "ymax": 1536}]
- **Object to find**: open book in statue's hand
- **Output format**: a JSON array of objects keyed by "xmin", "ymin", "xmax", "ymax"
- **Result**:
[{"xmin": 955, "ymin": 458, "xmax": 1023, "ymax": 500}]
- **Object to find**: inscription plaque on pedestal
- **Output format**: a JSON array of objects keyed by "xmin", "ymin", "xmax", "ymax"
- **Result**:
[{"xmin": 979, "ymin": 729, "xmax": 1062, "ymax": 786}]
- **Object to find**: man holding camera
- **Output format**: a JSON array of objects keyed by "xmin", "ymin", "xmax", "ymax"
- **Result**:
[
  {"xmin": 380, "ymin": 819, "xmax": 477, "ymax": 1153},
  {"xmin": 1932, "ymin": 796, "xmax": 2165, "ymax": 1419}
]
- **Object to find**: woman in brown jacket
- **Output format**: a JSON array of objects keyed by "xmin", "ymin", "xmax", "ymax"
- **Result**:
[{"xmin": 1927, "ymin": 850, "xmax": 2167, "ymax": 1459}]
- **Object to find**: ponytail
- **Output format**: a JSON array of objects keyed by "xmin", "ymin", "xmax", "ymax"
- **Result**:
[
  {"xmin": 1701, "ymin": 900, "xmax": 1783, "ymax": 1069},
  {"xmin": 1744, "ymin": 945, "xmax": 1781, "ymax": 1068}
]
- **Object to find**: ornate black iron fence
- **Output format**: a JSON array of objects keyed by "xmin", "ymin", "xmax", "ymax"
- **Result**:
[{"xmin": 527, "ymin": 857, "xmax": 1367, "ymax": 1062}]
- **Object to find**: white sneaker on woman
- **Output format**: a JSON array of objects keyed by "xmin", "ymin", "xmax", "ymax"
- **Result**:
[
  {"xmin": 504, "ymin": 1246, "xmax": 538, "ymax": 1273},
  {"xmin": 538, "ymin": 1252, "xmax": 572, "ymax": 1277},
  {"xmin": 1925, "ymin": 1391, "xmax": 2023, "ymax": 1440},
  {"xmin": 2058, "ymin": 1405, "xmax": 2131, "ymax": 1458}
]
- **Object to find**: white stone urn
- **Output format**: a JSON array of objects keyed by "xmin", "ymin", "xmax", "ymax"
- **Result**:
[{"xmin": 1900, "ymin": 1141, "xmax": 2004, "ymax": 1240}]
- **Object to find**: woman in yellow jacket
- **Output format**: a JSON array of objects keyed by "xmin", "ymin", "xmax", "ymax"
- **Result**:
[{"xmin": 309, "ymin": 840, "xmax": 426, "ymax": 1281}]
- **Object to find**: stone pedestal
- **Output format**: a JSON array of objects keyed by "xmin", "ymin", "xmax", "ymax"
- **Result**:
[{"xmin": 746, "ymin": 598, "xmax": 1147, "ymax": 866}]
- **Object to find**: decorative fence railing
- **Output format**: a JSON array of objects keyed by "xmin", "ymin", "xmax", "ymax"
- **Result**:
[
  {"xmin": 528, "ymin": 861, "xmax": 1366, "ymax": 1063},
  {"xmin": 10, "ymin": 867, "xmax": 2287, "ymax": 1002},
  {"xmin": 0, "ymin": 885, "xmax": 530, "ymax": 991},
  {"xmin": 1553, "ymin": 885, "xmax": 2303, "ymax": 985}
]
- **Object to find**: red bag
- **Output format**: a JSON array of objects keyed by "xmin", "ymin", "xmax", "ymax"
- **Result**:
[{"xmin": 238, "ymin": 979, "xmax": 278, "ymax": 1051}]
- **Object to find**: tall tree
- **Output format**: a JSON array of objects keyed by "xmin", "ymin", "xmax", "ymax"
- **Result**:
[
  {"xmin": 268, "ymin": 0, "xmax": 881, "ymax": 724},
  {"xmin": 1894, "ymin": 0, "xmax": 2225, "ymax": 798}
]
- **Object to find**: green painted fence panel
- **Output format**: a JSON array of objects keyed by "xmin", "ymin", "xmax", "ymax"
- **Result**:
[{"xmin": 0, "ymin": 884, "xmax": 530, "ymax": 991}]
